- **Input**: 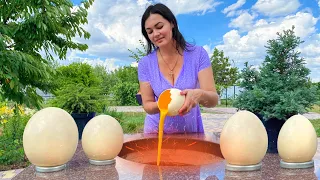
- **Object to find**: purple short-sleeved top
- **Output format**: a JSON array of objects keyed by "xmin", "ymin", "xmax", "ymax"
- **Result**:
[{"xmin": 138, "ymin": 45, "xmax": 211, "ymax": 134}]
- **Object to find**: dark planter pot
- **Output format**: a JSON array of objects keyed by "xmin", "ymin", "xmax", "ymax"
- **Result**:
[
  {"xmin": 71, "ymin": 112, "xmax": 96, "ymax": 140},
  {"xmin": 263, "ymin": 118, "xmax": 286, "ymax": 153},
  {"xmin": 136, "ymin": 94, "xmax": 142, "ymax": 105}
]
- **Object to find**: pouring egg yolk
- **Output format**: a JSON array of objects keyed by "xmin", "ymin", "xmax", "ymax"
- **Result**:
[
  {"xmin": 156, "ymin": 88, "xmax": 185, "ymax": 166},
  {"xmin": 157, "ymin": 89, "xmax": 171, "ymax": 166}
]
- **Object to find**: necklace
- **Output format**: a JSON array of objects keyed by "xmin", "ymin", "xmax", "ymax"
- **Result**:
[{"xmin": 159, "ymin": 49, "xmax": 179, "ymax": 81}]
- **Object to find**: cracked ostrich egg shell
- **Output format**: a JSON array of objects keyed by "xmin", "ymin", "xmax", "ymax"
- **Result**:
[
  {"xmin": 82, "ymin": 115, "xmax": 123, "ymax": 161},
  {"xmin": 23, "ymin": 107, "xmax": 78, "ymax": 167},
  {"xmin": 220, "ymin": 110, "xmax": 268, "ymax": 165},
  {"xmin": 160, "ymin": 88, "xmax": 185, "ymax": 116},
  {"xmin": 278, "ymin": 114, "xmax": 317, "ymax": 163}
]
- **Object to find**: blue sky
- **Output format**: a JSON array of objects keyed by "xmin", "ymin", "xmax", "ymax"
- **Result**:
[{"xmin": 67, "ymin": 0, "xmax": 320, "ymax": 82}]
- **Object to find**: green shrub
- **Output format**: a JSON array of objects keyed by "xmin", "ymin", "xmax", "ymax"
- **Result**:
[
  {"xmin": 50, "ymin": 62, "xmax": 106, "ymax": 113},
  {"xmin": 112, "ymin": 82, "xmax": 139, "ymax": 106},
  {"xmin": 49, "ymin": 84, "xmax": 106, "ymax": 113},
  {"xmin": 0, "ymin": 114, "xmax": 30, "ymax": 166},
  {"xmin": 110, "ymin": 66, "xmax": 140, "ymax": 105}
]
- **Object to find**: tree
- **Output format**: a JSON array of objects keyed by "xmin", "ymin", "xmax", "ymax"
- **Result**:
[
  {"xmin": 123, "ymin": 39, "xmax": 148, "ymax": 105},
  {"xmin": 234, "ymin": 26, "xmax": 318, "ymax": 121},
  {"xmin": 315, "ymin": 82, "xmax": 320, "ymax": 103},
  {"xmin": 210, "ymin": 48, "xmax": 238, "ymax": 95},
  {"xmin": 111, "ymin": 66, "xmax": 139, "ymax": 105},
  {"xmin": 238, "ymin": 62, "xmax": 260, "ymax": 91},
  {"xmin": 93, "ymin": 65, "xmax": 118, "ymax": 95},
  {"xmin": 56, "ymin": 62, "xmax": 101, "ymax": 87},
  {"xmin": 0, "ymin": 0, "xmax": 94, "ymax": 109},
  {"xmin": 49, "ymin": 62, "xmax": 106, "ymax": 113},
  {"xmin": 113, "ymin": 66, "xmax": 139, "ymax": 84},
  {"xmin": 128, "ymin": 39, "xmax": 147, "ymax": 62}
]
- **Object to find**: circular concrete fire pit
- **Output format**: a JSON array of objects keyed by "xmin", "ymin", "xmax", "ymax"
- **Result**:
[
  {"xmin": 118, "ymin": 137, "xmax": 224, "ymax": 166},
  {"xmin": 12, "ymin": 133, "xmax": 320, "ymax": 180}
]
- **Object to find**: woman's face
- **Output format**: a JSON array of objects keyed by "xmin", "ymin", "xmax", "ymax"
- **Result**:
[{"xmin": 145, "ymin": 13, "xmax": 174, "ymax": 48}]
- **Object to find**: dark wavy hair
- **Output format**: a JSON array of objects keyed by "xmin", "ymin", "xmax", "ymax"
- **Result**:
[{"xmin": 141, "ymin": 3, "xmax": 189, "ymax": 54}]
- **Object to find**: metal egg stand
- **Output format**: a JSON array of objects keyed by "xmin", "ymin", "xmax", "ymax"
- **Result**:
[{"xmin": 35, "ymin": 159, "xmax": 116, "ymax": 173}]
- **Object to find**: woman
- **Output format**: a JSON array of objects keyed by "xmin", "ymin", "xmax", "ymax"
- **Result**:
[{"xmin": 138, "ymin": 3, "xmax": 219, "ymax": 134}]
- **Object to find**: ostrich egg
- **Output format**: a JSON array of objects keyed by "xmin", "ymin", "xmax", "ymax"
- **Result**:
[
  {"xmin": 158, "ymin": 88, "xmax": 185, "ymax": 116},
  {"xmin": 278, "ymin": 114, "xmax": 317, "ymax": 163},
  {"xmin": 82, "ymin": 115, "xmax": 124, "ymax": 161},
  {"xmin": 220, "ymin": 110, "xmax": 268, "ymax": 165},
  {"xmin": 23, "ymin": 107, "xmax": 78, "ymax": 167}
]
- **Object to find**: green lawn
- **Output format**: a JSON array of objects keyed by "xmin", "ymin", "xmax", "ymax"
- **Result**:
[
  {"xmin": 310, "ymin": 119, "xmax": 320, "ymax": 137},
  {"xmin": 121, "ymin": 112, "xmax": 145, "ymax": 134},
  {"xmin": 120, "ymin": 112, "xmax": 320, "ymax": 138},
  {"xmin": 310, "ymin": 105, "xmax": 320, "ymax": 113}
]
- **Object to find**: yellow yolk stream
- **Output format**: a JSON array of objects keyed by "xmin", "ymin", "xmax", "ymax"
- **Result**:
[{"xmin": 157, "ymin": 90, "xmax": 172, "ymax": 166}]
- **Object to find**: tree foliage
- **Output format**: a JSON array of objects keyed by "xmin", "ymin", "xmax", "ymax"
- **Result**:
[
  {"xmin": 93, "ymin": 65, "xmax": 118, "ymax": 95},
  {"xmin": 0, "ymin": 0, "xmax": 94, "ymax": 109},
  {"xmin": 234, "ymin": 26, "xmax": 318, "ymax": 121},
  {"xmin": 113, "ymin": 66, "xmax": 138, "ymax": 84},
  {"xmin": 315, "ymin": 82, "xmax": 320, "ymax": 103},
  {"xmin": 49, "ymin": 62, "xmax": 105, "ymax": 113},
  {"xmin": 128, "ymin": 39, "xmax": 147, "ymax": 62},
  {"xmin": 210, "ymin": 48, "xmax": 238, "ymax": 95},
  {"xmin": 111, "ymin": 66, "xmax": 139, "ymax": 105},
  {"xmin": 112, "ymin": 82, "xmax": 139, "ymax": 106}
]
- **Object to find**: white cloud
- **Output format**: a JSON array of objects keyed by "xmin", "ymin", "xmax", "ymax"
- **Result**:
[
  {"xmin": 229, "ymin": 11, "xmax": 257, "ymax": 31},
  {"xmin": 72, "ymin": 0, "xmax": 221, "ymax": 64},
  {"xmin": 160, "ymin": 0, "xmax": 222, "ymax": 15},
  {"xmin": 222, "ymin": 0, "xmax": 246, "ymax": 17},
  {"xmin": 211, "ymin": 12, "xmax": 318, "ymax": 68},
  {"xmin": 58, "ymin": 50, "xmax": 120, "ymax": 73},
  {"xmin": 131, "ymin": 61, "xmax": 139, "ymax": 67},
  {"xmin": 308, "ymin": 65, "xmax": 320, "ymax": 82},
  {"xmin": 318, "ymin": 0, "xmax": 320, "ymax": 8},
  {"xmin": 203, "ymin": 44, "xmax": 214, "ymax": 57},
  {"xmin": 300, "ymin": 33, "xmax": 320, "ymax": 82},
  {"xmin": 83, "ymin": 58, "xmax": 120, "ymax": 72},
  {"xmin": 254, "ymin": 19, "xmax": 268, "ymax": 27},
  {"xmin": 252, "ymin": 0, "xmax": 301, "ymax": 17},
  {"xmin": 299, "ymin": 35, "xmax": 320, "ymax": 57},
  {"xmin": 137, "ymin": 0, "xmax": 151, "ymax": 6}
]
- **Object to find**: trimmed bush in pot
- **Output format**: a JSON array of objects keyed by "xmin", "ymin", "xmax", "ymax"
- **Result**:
[
  {"xmin": 233, "ymin": 26, "xmax": 318, "ymax": 153},
  {"xmin": 48, "ymin": 63, "xmax": 106, "ymax": 139}
]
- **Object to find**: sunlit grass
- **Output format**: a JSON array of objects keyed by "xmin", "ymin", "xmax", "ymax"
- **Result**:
[
  {"xmin": 310, "ymin": 104, "xmax": 320, "ymax": 113},
  {"xmin": 121, "ymin": 112, "xmax": 145, "ymax": 134},
  {"xmin": 310, "ymin": 119, "xmax": 320, "ymax": 137}
]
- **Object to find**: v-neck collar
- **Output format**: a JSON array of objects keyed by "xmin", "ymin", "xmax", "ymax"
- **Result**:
[{"xmin": 155, "ymin": 48, "xmax": 185, "ymax": 87}]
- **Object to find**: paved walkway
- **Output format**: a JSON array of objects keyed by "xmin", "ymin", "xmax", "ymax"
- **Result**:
[
  {"xmin": 0, "ymin": 169, "xmax": 23, "ymax": 180},
  {"xmin": 1, "ymin": 106, "xmax": 320, "ymax": 179}
]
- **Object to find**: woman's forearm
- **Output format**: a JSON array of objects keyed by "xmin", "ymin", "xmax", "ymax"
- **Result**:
[
  {"xmin": 199, "ymin": 89, "xmax": 219, "ymax": 107},
  {"xmin": 143, "ymin": 101, "xmax": 160, "ymax": 114}
]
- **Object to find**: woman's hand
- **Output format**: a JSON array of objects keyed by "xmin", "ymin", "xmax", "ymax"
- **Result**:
[{"xmin": 178, "ymin": 89, "xmax": 204, "ymax": 116}]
